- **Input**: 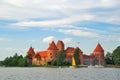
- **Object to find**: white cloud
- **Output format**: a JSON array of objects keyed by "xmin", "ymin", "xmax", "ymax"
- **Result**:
[
  {"xmin": 96, "ymin": 35, "xmax": 120, "ymax": 42},
  {"xmin": 62, "ymin": 38, "xmax": 72, "ymax": 43},
  {"xmin": 0, "ymin": 0, "xmax": 119, "ymax": 23},
  {"xmin": 59, "ymin": 29, "xmax": 98, "ymax": 37},
  {"xmin": 43, "ymin": 36, "xmax": 55, "ymax": 43},
  {"xmin": 11, "ymin": 14, "xmax": 95, "ymax": 28}
]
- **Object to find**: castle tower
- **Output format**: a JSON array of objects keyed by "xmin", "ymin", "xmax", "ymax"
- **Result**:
[
  {"xmin": 93, "ymin": 43, "xmax": 104, "ymax": 65},
  {"xmin": 26, "ymin": 46, "xmax": 35, "ymax": 64},
  {"xmin": 47, "ymin": 41, "xmax": 58, "ymax": 61},
  {"xmin": 57, "ymin": 40, "xmax": 64, "ymax": 51}
]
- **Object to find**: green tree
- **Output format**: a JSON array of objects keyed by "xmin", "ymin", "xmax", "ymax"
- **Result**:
[
  {"xmin": 56, "ymin": 51, "xmax": 65, "ymax": 66},
  {"xmin": 51, "ymin": 50, "xmax": 66, "ymax": 66},
  {"xmin": 73, "ymin": 49, "xmax": 80, "ymax": 65},
  {"xmin": 51, "ymin": 58, "xmax": 57, "ymax": 66},
  {"xmin": 3, "ymin": 53, "xmax": 28, "ymax": 67},
  {"xmin": 90, "ymin": 53, "xmax": 94, "ymax": 56},
  {"xmin": 18, "ymin": 58, "xmax": 28, "ymax": 67},
  {"xmin": 105, "ymin": 52, "xmax": 113, "ymax": 64},
  {"xmin": 112, "ymin": 46, "xmax": 120, "ymax": 65}
]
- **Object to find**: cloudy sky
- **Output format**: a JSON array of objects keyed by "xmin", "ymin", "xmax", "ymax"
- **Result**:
[{"xmin": 0, "ymin": 0, "xmax": 120, "ymax": 60}]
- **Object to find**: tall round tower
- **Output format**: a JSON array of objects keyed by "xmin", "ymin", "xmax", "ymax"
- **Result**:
[
  {"xmin": 47, "ymin": 41, "xmax": 58, "ymax": 61},
  {"xmin": 93, "ymin": 43, "xmax": 104, "ymax": 65},
  {"xmin": 57, "ymin": 40, "xmax": 64, "ymax": 51}
]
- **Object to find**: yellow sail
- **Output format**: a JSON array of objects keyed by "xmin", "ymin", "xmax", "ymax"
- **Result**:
[{"xmin": 72, "ymin": 56, "xmax": 76, "ymax": 68}]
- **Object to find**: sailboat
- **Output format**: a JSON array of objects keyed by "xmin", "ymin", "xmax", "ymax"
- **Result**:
[{"xmin": 70, "ymin": 56, "xmax": 77, "ymax": 68}]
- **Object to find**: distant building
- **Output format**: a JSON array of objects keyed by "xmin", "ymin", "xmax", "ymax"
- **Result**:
[
  {"xmin": 93, "ymin": 43, "xmax": 104, "ymax": 65},
  {"xmin": 26, "ymin": 40, "xmax": 104, "ymax": 65}
]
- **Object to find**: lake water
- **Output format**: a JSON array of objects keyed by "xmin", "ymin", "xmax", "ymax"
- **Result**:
[{"xmin": 0, "ymin": 67, "xmax": 120, "ymax": 80}]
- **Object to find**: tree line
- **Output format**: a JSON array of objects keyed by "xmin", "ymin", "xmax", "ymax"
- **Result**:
[
  {"xmin": 1, "ymin": 53, "xmax": 28, "ymax": 67},
  {"xmin": 105, "ymin": 46, "xmax": 120, "ymax": 65},
  {"xmin": 0, "ymin": 46, "xmax": 120, "ymax": 67}
]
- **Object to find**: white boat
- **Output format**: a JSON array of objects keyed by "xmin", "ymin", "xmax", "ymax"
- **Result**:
[
  {"xmin": 95, "ymin": 65, "xmax": 104, "ymax": 68},
  {"xmin": 88, "ymin": 65, "xmax": 95, "ymax": 68},
  {"xmin": 88, "ymin": 65, "xmax": 104, "ymax": 68}
]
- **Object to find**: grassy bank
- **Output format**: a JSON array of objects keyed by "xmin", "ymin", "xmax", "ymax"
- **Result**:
[{"xmin": 104, "ymin": 65, "xmax": 120, "ymax": 68}]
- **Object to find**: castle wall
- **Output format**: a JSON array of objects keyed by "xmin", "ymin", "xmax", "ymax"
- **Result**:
[
  {"xmin": 47, "ymin": 50, "xmax": 58, "ymax": 61},
  {"xmin": 94, "ymin": 52, "xmax": 104, "ymax": 65},
  {"xmin": 27, "ymin": 41, "xmax": 105, "ymax": 66},
  {"xmin": 79, "ymin": 52, "xmax": 83, "ymax": 64}
]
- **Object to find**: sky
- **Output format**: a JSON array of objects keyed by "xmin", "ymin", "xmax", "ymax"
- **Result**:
[{"xmin": 0, "ymin": 0, "xmax": 120, "ymax": 60}]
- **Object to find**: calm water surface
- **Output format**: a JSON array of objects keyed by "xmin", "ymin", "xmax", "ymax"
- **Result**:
[{"xmin": 0, "ymin": 67, "xmax": 119, "ymax": 80}]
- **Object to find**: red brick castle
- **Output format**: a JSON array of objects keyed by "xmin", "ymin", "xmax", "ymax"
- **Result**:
[{"xmin": 26, "ymin": 40, "xmax": 104, "ymax": 65}]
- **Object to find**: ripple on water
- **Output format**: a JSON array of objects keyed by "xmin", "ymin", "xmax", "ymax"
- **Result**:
[{"xmin": 0, "ymin": 67, "xmax": 120, "ymax": 80}]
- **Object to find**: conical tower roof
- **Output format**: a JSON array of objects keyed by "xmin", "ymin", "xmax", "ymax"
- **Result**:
[
  {"xmin": 48, "ymin": 41, "xmax": 58, "ymax": 50},
  {"xmin": 27, "ymin": 46, "xmax": 35, "ymax": 55},
  {"xmin": 94, "ymin": 43, "xmax": 104, "ymax": 52}
]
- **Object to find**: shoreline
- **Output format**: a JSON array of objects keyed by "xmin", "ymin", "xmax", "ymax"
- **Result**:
[{"xmin": 0, "ymin": 65, "xmax": 120, "ymax": 68}]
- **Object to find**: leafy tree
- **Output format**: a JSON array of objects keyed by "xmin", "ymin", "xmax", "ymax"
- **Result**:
[
  {"xmin": 18, "ymin": 58, "xmax": 28, "ymax": 67},
  {"xmin": 90, "ymin": 53, "xmax": 94, "ymax": 56},
  {"xmin": 73, "ymin": 49, "xmax": 80, "ymax": 65},
  {"xmin": 105, "ymin": 52, "xmax": 113, "ymax": 64},
  {"xmin": 3, "ymin": 53, "xmax": 28, "ymax": 67},
  {"xmin": 112, "ymin": 46, "xmax": 120, "ymax": 65},
  {"xmin": 51, "ymin": 50, "xmax": 66, "ymax": 66},
  {"xmin": 56, "ymin": 50, "xmax": 66, "ymax": 66},
  {"xmin": 51, "ymin": 58, "xmax": 57, "ymax": 66},
  {"xmin": 63, "ymin": 61, "xmax": 70, "ymax": 66}
]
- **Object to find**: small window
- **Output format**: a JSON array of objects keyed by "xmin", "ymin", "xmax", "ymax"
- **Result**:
[
  {"xmin": 51, "ymin": 56, "xmax": 52, "ymax": 58},
  {"xmin": 50, "ymin": 53, "xmax": 52, "ymax": 55}
]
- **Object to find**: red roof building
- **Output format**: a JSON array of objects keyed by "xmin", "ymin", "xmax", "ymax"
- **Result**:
[
  {"xmin": 27, "ymin": 46, "xmax": 35, "ymax": 56},
  {"xmin": 36, "ymin": 51, "xmax": 47, "ymax": 58},
  {"xmin": 94, "ymin": 43, "xmax": 104, "ymax": 52},
  {"xmin": 48, "ymin": 41, "xmax": 58, "ymax": 50},
  {"xmin": 26, "ymin": 41, "xmax": 104, "ymax": 65},
  {"xmin": 57, "ymin": 40, "xmax": 64, "ymax": 51},
  {"xmin": 93, "ymin": 43, "xmax": 104, "ymax": 65}
]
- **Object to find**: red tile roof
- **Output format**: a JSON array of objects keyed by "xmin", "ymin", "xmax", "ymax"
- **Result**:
[
  {"xmin": 66, "ymin": 47, "xmax": 74, "ymax": 53},
  {"xmin": 94, "ymin": 43, "xmax": 104, "ymax": 52},
  {"xmin": 48, "ymin": 41, "xmax": 58, "ymax": 50},
  {"xmin": 36, "ymin": 51, "xmax": 47, "ymax": 58},
  {"xmin": 27, "ymin": 46, "xmax": 35, "ymax": 55}
]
